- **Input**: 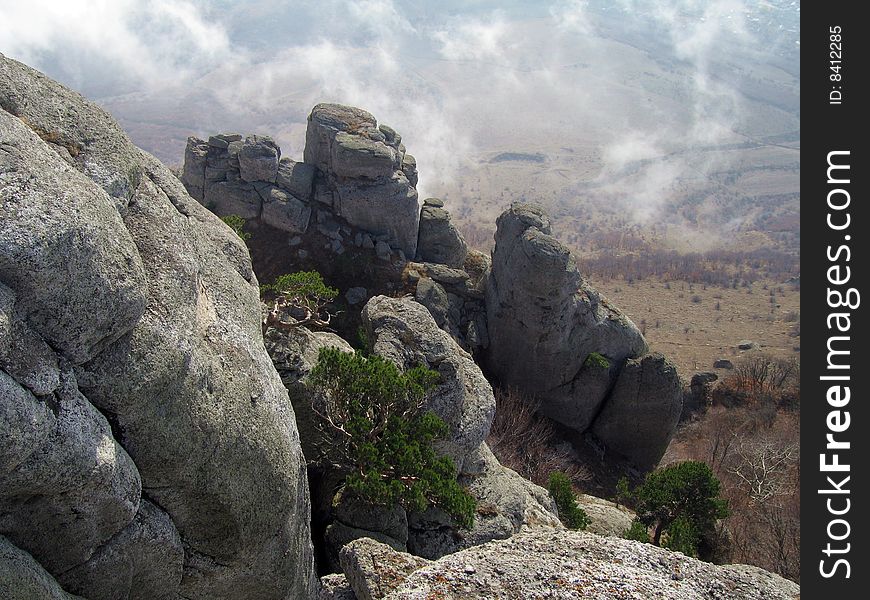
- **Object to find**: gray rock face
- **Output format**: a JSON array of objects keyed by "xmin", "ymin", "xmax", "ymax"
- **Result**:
[
  {"xmin": 592, "ymin": 353, "xmax": 683, "ymax": 470},
  {"xmin": 339, "ymin": 538, "xmax": 430, "ymax": 600},
  {"xmin": 375, "ymin": 531, "xmax": 801, "ymax": 599},
  {"xmin": 56, "ymin": 500, "xmax": 183, "ymax": 600},
  {"xmin": 416, "ymin": 199, "xmax": 468, "ymax": 268},
  {"xmin": 485, "ymin": 203, "xmax": 648, "ymax": 434},
  {"xmin": 576, "ymin": 494, "xmax": 635, "ymax": 538},
  {"xmin": 0, "ymin": 536, "xmax": 83, "ymax": 600},
  {"xmin": 361, "ymin": 296, "xmax": 495, "ymax": 472},
  {"xmin": 332, "ymin": 173, "xmax": 419, "ymax": 258},
  {"xmin": 259, "ymin": 184, "xmax": 312, "ymax": 233},
  {"xmin": 277, "ymin": 158, "xmax": 316, "ymax": 200},
  {"xmin": 407, "ymin": 444, "xmax": 561, "ymax": 559},
  {"xmin": 304, "ymin": 104, "xmax": 420, "ymax": 256},
  {"xmin": 238, "ymin": 134, "xmax": 280, "ymax": 183},
  {"xmin": 305, "ymin": 104, "xmax": 400, "ymax": 179},
  {"xmin": 318, "ymin": 574, "xmax": 356, "ymax": 600},
  {"xmin": 1, "ymin": 53, "xmax": 315, "ymax": 599}
]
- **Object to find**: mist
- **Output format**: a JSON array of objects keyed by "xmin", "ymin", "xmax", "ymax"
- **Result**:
[{"xmin": 0, "ymin": 0, "xmax": 799, "ymax": 240}]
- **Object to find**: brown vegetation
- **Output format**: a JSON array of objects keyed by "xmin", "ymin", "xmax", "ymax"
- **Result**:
[
  {"xmin": 663, "ymin": 353, "xmax": 800, "ymax": 582},
  {"xmin": 486, "ymin": 387, "xmax": 589, "ymax": 488}
]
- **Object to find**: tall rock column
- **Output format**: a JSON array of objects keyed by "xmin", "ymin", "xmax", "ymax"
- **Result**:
[
  {"xmin": 304, "ymin": 103, "xmax": 421, "ymax": 257},
  {"xmin": 484, "ymin": 203, "xmax": 681, "ymax": 470}
]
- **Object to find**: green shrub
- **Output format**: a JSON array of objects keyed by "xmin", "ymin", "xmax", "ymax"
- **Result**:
[
  {"xmin": 548, "ymin": 472, "xmax": 590, "ymax": 530},
  {"xmin": 624, "ymin": 518, "xmax": 650, "ymax": 543},
  {"xmin": 309, "ymin": 347, "xmax": 476, "ymax": 529},
  {"xmin": 584, "ymin": 352, "xmax": 610, "ymax": 369},
  {"xmin": 633, "ymin": 461, "xmax": 728, "ymax": 555},
  {"xmin": 221, "ymin": 214, "xmax": 250, "ymax": 241},
  {"xmin": 615, "ymin": 476, "xmax": 631, "ymax": 508}
]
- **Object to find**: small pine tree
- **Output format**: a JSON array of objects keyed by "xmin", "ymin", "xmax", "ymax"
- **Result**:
[
  {"xmin": 615, "ymin": 476, "xmax": 631, "ymax": 508},
  {"xmin": 262, "ymin": 271, "xmax": 338, "ymax": 332},
  {"xmin": 633, "ymin": 461, "xmax": 728, "ymax": 555},
  {"xmin": 309, "ymin": 347, "xmax": 476, "ymax": 529},
  {"xmin": 548, "ymin": 472, "xmax": 590, "ymax": 530},
  {"xmin": 220, "ymin": 214, "xmax": 250, "ymax": 241}
]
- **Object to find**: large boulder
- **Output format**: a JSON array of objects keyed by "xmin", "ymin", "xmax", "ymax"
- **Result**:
[
  {"xmin": 335, "ymin": 532, "xmax": 800, "ymax": 600},
  {"xmin": 0, "ymin": 536, "xmax": 83, "ymax": 600},
  {"xmin": 485, "ymin": 203, "xmax": 648, "ymax": 434},
  {"xmin": 359, "ymin": 296, "xmax": 559, "ymax": 558},
  {"xmin": 361, "ymin": 296, "xmax": 495, "ymax": 472},
  {"xmin": 1, "ymin": 53, "xmax": 316, "ymax": 599},
  {"xmin": 416, "ymin": 198, "xmax": 468, "ymax": 268},
  {"xmin": 592, "ymin": 353, "xmax": 683, "ymax": 470},
  {"xmin": 339, "ymin": 538, "xmax": 429, "ymax": 600}
]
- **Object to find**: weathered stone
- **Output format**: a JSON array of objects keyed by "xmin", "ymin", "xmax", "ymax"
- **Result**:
[
  {"xmin": 1, "ymin": 54, "xmax": 316, "ymax": 598},
  {"xmin": 408, "ymin": 444, "xmax": 560, "ymax": 560},
  {"xmin": 304, "ymin": 103, "xmax": 390, "ymax": 177},
  {"xmin": 331, "ymin": 130, "xmax": 398, "ymax": 180},
  {"xmin": 0, "ymin": 536, "xmax": 83, "ymax": 600},
  {"xmin": 318, "ymin": 574, "xmax": 356, "ymax": 600},
  {"xmin": 375, "ymin": 240, "xmax": 392, "ymax": 261},
  {"xmin": 416, "ymin": 201, "xmax": 468, "ymax": 268},
  {"xmin": 259, "ymin": 185, "xmax": 311, "ymax": 233},
  {"xmin": 333, "ymin": 173, "xmax": 420, "ymax": 257},
  {"xmin": 0, "ymin": 286, "xmax": 61, "ymax": 396},
  {"xmin": 401, "ymin": 153, "xmax": 418, "ymax": 187},
  {"xmin": 0, "ymin": 113, "xmax": 147, "ymax": 365},
  {"xmin": 238, "ymin": 135, "xmax": 280, "ymax": 183},
  {"xmin": 361, "ymin": 296, "xmax": 495, "ymax": 472},
  {"xmin": 333, "ymin": 491, "xmax": 409, "ymax": 545},
  {"xmin": 415, "ymin": 278, "xmax": 450, "ymax": 328},
  {"xmin": 0, "ymin": 369, "xmax": 141, "ymax": 576},
  {"xmin": 592, "ymin": 353, "xmax": 683, "ymax": 471},
  {"xmin": 57, "ymin": 500, "xmax": 183, "ymax": 600},
  {"xmin": 737, "ymin": 340, "xmax": 757, "ymax": 351},
  {"xmin": 381, "ymin": 530, "xmax": 801, "ymax": 599},
  {"xmin": 340, "ymin": 538, "xmax": 430, "ymax": 600},
  {"xmin": 181, "ymin": 137, "xmax": 209, "ymax": 200},
  {"xmin": 714, "ymin": 358, "xmax": 734, "ymax": 369},
  {"xmin": 485, "ymin": 203, "xmax": 648, "ymax": 436},
  {"xmin": 203, "ymin": 180, "xmax": 262, "ymax": 219},
  {"xmin": 276, "ymin": 158, "xmax": 316, "ymax": 200},
  {"xmin": 576, "ymin": 494, "xmax": 635, "ymax": 538}
]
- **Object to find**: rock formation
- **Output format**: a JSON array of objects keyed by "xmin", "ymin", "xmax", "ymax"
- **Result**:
[
  {"xmin": 334, "ymin": 533, "xmax": 800, "ymax": 600},
  {"xmin": 182, "ymin": 103, "xmax": 421, "ymax": 262},
  {"xmin": 1, "ymin": 53, "xmax": 315, "ymax": 599},
  {"xmin": 484, "ymin": 203, "xmax": 683, "ymax": 468}
]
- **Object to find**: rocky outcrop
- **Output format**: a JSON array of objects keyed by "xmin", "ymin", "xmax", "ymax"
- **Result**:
[
  {"xmin": 361, "ymin": 296, "xmax": 495, "ymax": 472},
  {"xmin": 575, "ymin": 494, "xmax": 635, "ymax": 538},
  {"xmin": 334, "ymin": 532, "xmax": 800, "ymax": 600},
  {"xmin": 485, "ymin": 203, "xmax": 648, "ymax": 432},
  {"xmin": 0, "ymin": 536, "xmax": 83, "ymax": 600},
  {"xmin": 416, "ymin": 198, "xmax": 468, "ymax": 268},
  {"xmin": 358, "ymin": 296, "xmax": 559, "ymax": 558},
  {"xmin": 1, "ymin": 53, "xmax": 315, "ymax": 599},
  {"xmin": 339, "ymin": 538, "xmax": 429, "ymax": 600},
  {"xmin": 592, "ymin": 353, "xmax": 683, "ymax": 471},
  {"xmin": 484, "ymin": 203, "xmax": 683, "ymax": 470},
  {"xmin": 182, "ymin": 103, "xmax": 421, "ymax": 263}
]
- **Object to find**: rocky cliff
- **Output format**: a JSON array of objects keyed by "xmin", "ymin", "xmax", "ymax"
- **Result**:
[{"xmin": 1, "ymin": 53, "xmax": 315, "ymax": 599}]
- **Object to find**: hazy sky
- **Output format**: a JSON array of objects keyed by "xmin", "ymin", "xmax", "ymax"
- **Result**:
[{"xmin": 0, "ymin": 0, "xmax": 799, "ymax": 221}]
